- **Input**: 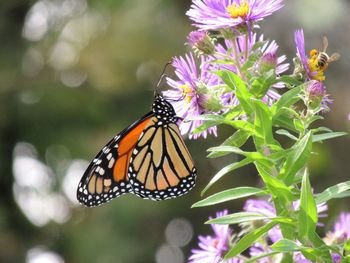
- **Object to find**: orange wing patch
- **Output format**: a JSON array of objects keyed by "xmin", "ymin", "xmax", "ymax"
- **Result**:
[{"xmin": 113, "ymin": 117, "xmax": 155, "ymax": 182}]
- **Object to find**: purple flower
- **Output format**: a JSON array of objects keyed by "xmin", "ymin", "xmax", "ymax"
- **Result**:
[
  {"xmin": 189, "ymin": 210, "xmax": 241, "ymax": 263},
  {"xmin": 324, "ymin": 212, "xmax": 350, "ymax": 245},
  {"xmin": 186, "ymin": 0, "xmax": 284, "ymax": 31},
  {"xmin": 163, "ymin": 53, "xmax": 226, "ymax": 139},
  {"xmin": 243, "ymin": 199, "xmax": 282, "ymax": 242},
  {"xmin": 243, "ymin": 199, "xmax": 328, "ymax": 243},
  {"xmin": 187, "ymin": 30, "xmax": 215, "ymax": 55},
  {"xmin": 306, "ymin": 80, "xmax": 331, "ymax": 112},
  {"xmin": 294, "ymin": 29, "xmax": 324, "ymax": 81},
  {"xmin": 215, "ymin": 34, "xmax": 289, "ymax": 102}
]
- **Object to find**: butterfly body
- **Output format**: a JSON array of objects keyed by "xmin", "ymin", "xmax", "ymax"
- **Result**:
[{"xmin": 77, "ymin": 95, "xmax": 196, "ymax": 207}]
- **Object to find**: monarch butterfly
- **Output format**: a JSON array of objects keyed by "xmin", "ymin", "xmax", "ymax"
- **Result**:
[{"xmin": 77, "ymin": 94, "xmax": 197, "ymax": 207}]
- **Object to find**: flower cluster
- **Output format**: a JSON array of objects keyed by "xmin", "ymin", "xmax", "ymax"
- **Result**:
[
  {"xmin": 164, "ymin": 0, "xmax": 337, "ymax": 139},
  {"xmin": 188, "ymin": 210, "xmax": 239, "ymax": 263},
  {"xmin": 294, "ymin": 29, "xmax": 339, "ymax": 112},
  {"xmin": 190, "ymin": 207, "xmax": 350, "ymax": 263},
  {"xmin": 164, "ymin": 0, "xmax": 345, "ymax": 262}
]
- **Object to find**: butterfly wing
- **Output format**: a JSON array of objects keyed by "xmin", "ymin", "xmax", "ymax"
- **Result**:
[
  {"xmin": 128, "ymin": 110, "xmax": 197, "ymax": 201},
  {"xmin": 77, "ymin": 112, "xmax": 154, "ymax": 207}
]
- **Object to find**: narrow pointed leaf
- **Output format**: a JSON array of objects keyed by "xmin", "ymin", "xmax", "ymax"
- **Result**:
[
  {"xmin": 214, "ymin": 70, "xmax": 254, "ymax": 114},
  {"xmin": 276, "ymin": 129, "xmax": 298, "ymax": 140},
  {"xmin": 201, "ymin": 158, "xmax": 252, "ymax": 195},
  {"xmin": 298, "ymin": 171, "xmax": 317, "ymax": 240},
  {"xmin": 206, "ymin": 212, "xmax": 269, "ymax": 225},
  {"xmin": 279, "ymin": 131, "xmax": 312, "ymax": 185},
  {"xmin": 224, "ymin": 221, "xmax": 277, "ymax": 259},
  {"xmin": 312, "ymin": 132, "xmax": 347, "ymax": 143},
  {"xmin": 206, "ymin": 129, "xmax": 250, "ymax": 158},
  {"xmin": 271, "ymin": 85, "xmax": 302, "ymax": 116},
  {"xmin": 271, "ymin": 239, "xmax": 304, "ymax": 252},
  {"xmin": 252, "ymin": 99, "xmax": 276, "ymax": 147},
  {"xmin": 192, "ymin": 187, "xmax": 263, "ymax": 207},
  {"xmin": 245, "ymin": 252, "xmax": 280, "ymax": 263},
  {"xmin": 255, "ymin": 163, "xmax": 294, "ymax": 202},
  {"xmin": 315, "ymin": 181, "xmax": 350, "ymax": 204}
]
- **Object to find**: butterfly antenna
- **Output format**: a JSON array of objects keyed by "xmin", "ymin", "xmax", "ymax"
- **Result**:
[{"xmin": 155, "ymin": 61, "xmax": 172, "ymax": 95}]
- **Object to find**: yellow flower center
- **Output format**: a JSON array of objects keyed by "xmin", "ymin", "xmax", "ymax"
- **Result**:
[
  {"xmin": 179, "ymin": 83, "xmax": 193, "ymax": 104},
  {"xmin": 308, "ymin": 49, "xmax": 325, "ymax": 81},
  {"xmin": 227, "ymin": 1, "xmax": 250, "ymax": 19}
]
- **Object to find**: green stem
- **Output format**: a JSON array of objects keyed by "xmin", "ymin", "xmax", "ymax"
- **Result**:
[
  {"xmin": 231, "ymin": 38, "xmax": 243, "ymax": 78},
  {"xmin": 245, "ymin": 32, "xmax": 249, "ymax": 61}
]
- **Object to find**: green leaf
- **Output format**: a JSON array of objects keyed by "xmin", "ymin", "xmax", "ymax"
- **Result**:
[
  {"xmin": 255, "ymin": 163, "xmax": 294, "ymax": 202},
  {"xmin": 344, "ymin": 238, "xmax": 350, "ymax": 256},
  {"xmin": 307, "ymin": 231, "xmax": 333, "ymax": 261},
  {"xmin": 312, "ymin": 132, "xmax": 347, "ymax": 143},
  {"xmin": 186, "ymin": 114, "xmax": 226, "ymax": 123},
  {"xmin": 201, "ymin": 158, "xmax": 252, "ymax": 195},
  {"xmin": 271, "ymin": 85, "xmax": 302, "ymax": 116},
  {"xmin": 250, "ymin": 70, "xmax": 276, "ymax": 99},
  {"xmin": 270, "ymin": 239, "xmax": 328, "ymax": 262},
  {"xmin": 229, "ymin": 120, "xmax": 258, "ymax": 135},
  {"xmin": 271, "ymin": 239, "xmax": 304, "ymax": 252},
  {"xmin": 192, "ymin": 187, "xmax": 263, "ymax": 207},
  {"xmin": 188, "ymin": 114, "xmax": 258, "ymax": 136},
  {"xmin": 245, "ymin": 252, "xmax": 280, "ymax": 263},
  {"xmin": 224, "ymin": 106, "xmax": 243, "ymax": 120},
  {"xmin": 293, "ymin": 118, "xmax": 304, "ymax": 133},
  {"xmin": 221, "ymin": 129, "xmax": 251, "ymax": 147},
  {"xmin": 279, "ymin": 131, "xmax": 312, "ymax": 185},
  {"xmin": 252, "ymin": 99, "xmax": 276, "ymax": 147},
  {"xmin": 224, "ymin": 221, "xmax": 277, "ymax": 259},
  {"xmin": 298, "ymin": 170, "xmax": 317, "ymax": 240},
  {"xmin": 208, "ymin": 213, "xmax": 293, "ymax": 226},
  {"xmin": 273, "ymin": 108, "xmax": 298, "ymax": 132},
  {"xmin": 306, "ymin": 115, "xmax": 324, "ymax": 126},
  {"xmin": 214, "ymin": 70, "xmax": 254, "ymax": 114},
  {"xmin": 210, "ymin": 59, "xmax": 236, "ymax": 65},
  {"xmin": 312, "ymin": 126, "xmax": 333, "ymax": 133},
  {"xmin": 206, "ymin": 212, "xmax": 270, "ymax": 225},
  {"xmin": 207, "ymin": 146, "xmax": 273, "ymax": 164},
  {"xmin": 278, "ymin": 75, "xmax": 303, "ymax": 86},
  {"xmin": 315, "ymin": 181, "xmax": 350, "ymax": 204},
  {"xmin": 276, "ymin": 129, "xmax": 298, "ymax": 140},
  {"xmin": 207, "ymin": 130, "xmax": 251, "ymax": 158},
  {"xmin": 192, "ymin": 121, "xmax": 218, "ymax": 134}
]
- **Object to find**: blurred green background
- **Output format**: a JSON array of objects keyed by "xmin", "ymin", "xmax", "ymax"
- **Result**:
[{"xmin": 0, "ymin": 1, "xmax": 349, "ymax": 262}]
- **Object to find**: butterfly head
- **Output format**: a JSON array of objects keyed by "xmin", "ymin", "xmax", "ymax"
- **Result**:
[{"xmin": 152, "ymin": 94, "xmax": 178, "ymax": 124}]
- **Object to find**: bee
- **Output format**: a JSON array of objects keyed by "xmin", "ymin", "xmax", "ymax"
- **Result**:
[{"xmin": 309, "ymin": 36, "xmax": 340, "ymax": 71}]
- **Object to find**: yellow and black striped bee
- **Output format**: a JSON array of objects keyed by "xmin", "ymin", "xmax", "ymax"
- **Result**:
[{"xmin": 309, "ymin": 36, "xmax": 340, "ymax": 71}]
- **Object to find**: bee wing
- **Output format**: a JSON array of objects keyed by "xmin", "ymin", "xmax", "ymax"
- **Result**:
[
  {"xmin": 329, "ymin": 53, "xmax": 340, "ymax": 63},
  {"xmin": 322, "ymin": 36, "xmax": 329, "ymax": 52}
]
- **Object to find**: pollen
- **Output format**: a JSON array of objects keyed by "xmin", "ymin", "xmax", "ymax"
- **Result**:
[
  {"xmin": 179, "ymin": 83, "xmax": 193, "ymax": 104},
  {"xmin": 308, "ymin": 52, "xmax": 325, "ymax": 81},
  {"xmin": 227, "ymin": 1, "xmax": 250, "ymax": 19}
]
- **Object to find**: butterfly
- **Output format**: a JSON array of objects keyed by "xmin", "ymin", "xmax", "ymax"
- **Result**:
[{"xmin": 77, "ymin": 94, "xmax": 197, "ymax": 207}]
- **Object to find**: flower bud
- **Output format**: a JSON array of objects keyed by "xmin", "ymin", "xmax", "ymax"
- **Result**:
[
  {"xmin": 305, "ymin": 80, "xmax": 330, "ymax": 111},
  {"xmin": 187, "ymin": 30, "xmax": 215, "ymax": 55},
  {"xmin": 258, "ymin": 53, "xmax": 277, "ymax": 73},
  {"xmin": 196, "ymin": 83, "xmax": 224, "ymax": 112}
]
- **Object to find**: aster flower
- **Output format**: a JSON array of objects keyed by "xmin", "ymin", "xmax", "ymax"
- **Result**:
[
  {"xmin": 324, "ymin": 212, "xmax": 350, "ymax": 245},
  {"xmin": 294, "ymin": 29, "xmax": 327, "ymax": 81},
  {"xmin": 186, "ymin": 0, "xmax": 284, "ymax": 31},
  {"xmin": 305, "ymin": 80, "xmax": 332, "ymax": 112},
  {"xmin": 243, "ymin": 199, "xmax": 328, "ymax": 262},
  {"xmin": 243, "ymin": 198, "xmax": 328, "ymax": 243},
  {"xmin": 215, "ymin": 34, "xmax": 289, "ymax": 102},
  {"xmin": 189, "ymin": 210, "xmax": 241, "ymax": 263},
  {"xmin": 164, "ymin": 53, "xmax": 227, "ymax": 139},
  {"xmin": 187, "ymin": 30, "xmax": 216, "ymax": 55}
]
